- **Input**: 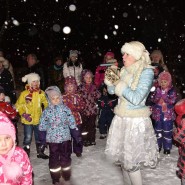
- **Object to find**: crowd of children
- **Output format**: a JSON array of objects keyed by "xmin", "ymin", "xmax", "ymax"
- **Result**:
[{"xmin": 0, "ymin": 47, "xmax": 184, "ymax": 185}]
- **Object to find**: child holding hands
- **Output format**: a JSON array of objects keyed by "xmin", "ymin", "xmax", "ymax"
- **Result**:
[{"xmin": 151, "ymin": 71, "xmax": 177, "ymax": 155}]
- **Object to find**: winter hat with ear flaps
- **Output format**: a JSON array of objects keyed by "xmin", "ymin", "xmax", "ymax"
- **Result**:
[
  {"xmin": 22, "ymin": 73, "xmax": 40, "ymax": 85},
  {"xmin": 121, "ymin": 41, "xmax": 146, "ymax": 61}
]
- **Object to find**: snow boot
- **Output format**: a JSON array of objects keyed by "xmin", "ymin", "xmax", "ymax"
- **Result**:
[
  {"xmin": 23, "ymin": 145, "xmax": 30, "ymax": 157},
  {"xmin": 36, "ymin": 143, "xmax": 49, "ymax": 159},
  {"xmin": 122, "ymin": 169, "xmax": 132, "ymax": 185},
  {"xmin": 50, "ymin": 167, "xmax": 62, "ymax": 184},
  {"xmin": 128, "ymin": 169, "xmax": 142, "ymax": 185},
  {"xmin": 62, "ymin": 167, "xmax": 71, "ymax": 181}
]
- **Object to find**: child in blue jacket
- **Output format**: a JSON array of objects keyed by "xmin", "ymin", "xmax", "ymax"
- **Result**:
[{"xmin": 39, "ymin": 86, "xmax": 82, "ymax": 185}]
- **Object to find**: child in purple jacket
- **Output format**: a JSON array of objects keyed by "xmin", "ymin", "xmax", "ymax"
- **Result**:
[
  {"xmin": 151, "ymin": 71, "xmax": 177, "ymax": 155},
  {"xmin": 78, "ymin": 70, "xmax": 101, "ymax": 146}
]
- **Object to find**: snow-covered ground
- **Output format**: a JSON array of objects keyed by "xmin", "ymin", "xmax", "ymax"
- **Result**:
[{"xmin": 18, "ymin": 124, "xmax": 180, "ymax": 185}]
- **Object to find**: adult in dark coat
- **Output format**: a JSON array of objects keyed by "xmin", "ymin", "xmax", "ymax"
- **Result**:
[
  {"xmin": 25, "ymin": 53, "xmax": 48, "ymax": 90},
  {"xmin": 0, "ymin": 57, "xmax": 14, "ymax": 101}
]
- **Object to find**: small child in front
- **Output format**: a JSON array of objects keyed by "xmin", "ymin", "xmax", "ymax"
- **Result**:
[
  {"xmin": 0, "ymin": 111, "xmax": 32, "ymax": 184},
  {"xmin": 39, "ymin": 86, "xmax": 82, "ymax": 185}
]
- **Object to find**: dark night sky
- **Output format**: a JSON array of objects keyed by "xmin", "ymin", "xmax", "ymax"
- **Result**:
[{"xmin": 0, "ymin": 0, "xmax": 185, "ymax": 83}]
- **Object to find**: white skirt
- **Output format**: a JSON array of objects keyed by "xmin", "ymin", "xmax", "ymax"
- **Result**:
[{"xmin": 105, "ymin": 115, "xmax": 159, "ymax": 170}]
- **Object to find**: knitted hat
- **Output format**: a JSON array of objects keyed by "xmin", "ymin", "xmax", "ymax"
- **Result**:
[
  {"xmin": 158, "ymin": 71, "xmax": 172, "ymax": 87},
  {"xmin": 0, "ymin": 86, "xmax": 5, "ymax": 94},
  {"xmin": 121, "ymin": 41, "xmax": 146, "ymax": 61},
  {"xmin": 64, "ymin": 76, "xmax": 77, "ymax": 93},
  {"xmin": 105, "ymin": 51, "xmax": 115, "ymax": 58},
  {"xmin": 22, "ymin": 73, "xmax": 40, "ymax": 85},
  {"xmin": 175, "ymin": 99, "xmax": 185, "ymax": 116},
  {"xmin": 0, "ymin": 111, "xmax": 16, "ymax": 141},
  {"xmin": 69, "ymin": 50, "xmax": 78, "ymax": 58}
]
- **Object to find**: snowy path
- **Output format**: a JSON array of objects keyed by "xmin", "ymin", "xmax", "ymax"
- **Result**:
[{"xmin": 18, "ymin": 124, "xmax": 180, "ymax": 185}]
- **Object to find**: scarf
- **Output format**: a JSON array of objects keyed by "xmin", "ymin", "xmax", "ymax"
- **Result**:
[{"xmin": 25, "ymin": 85, "xmax": 41, "ymax": 103}]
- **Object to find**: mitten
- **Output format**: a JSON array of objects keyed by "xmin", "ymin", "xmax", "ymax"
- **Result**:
[
  {"xmin": 39, "ymin": 130, "xmax": 47, "ymax": 145},
  {"xmin": 105, "ymin": 66, "xmax": 120, "ymax": 84},
  {"xmin": 22, "ymin": 113, "xmax": 32, "ymax": 122},
  {"xmin": 101, "ymin": 101, "xmax": 105, "ymax": 107}
]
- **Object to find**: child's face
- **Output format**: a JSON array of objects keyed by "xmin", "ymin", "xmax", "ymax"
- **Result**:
[
  {"xmin": 151, "ymin": 54, "xmax": 161, "ymax": 63},
  {"xmin": 160, "ymin": 80, "xmax": 169, "ymax": 90},
  {"xmin": 84, "ymin": 74, "xmax": 92, "ymax": 84},
  {"xmin": 0, "ymin": 134, "xmax": 14, "ymax": 155},
  {"xmin": 0, "ymin": 93, "xmax": 5, "ymax": 101},
  {"xmin": 66, "ymin": 84, "xmax": 75, "ymax": 94},
  {"xmin": 56, "ymin": 59, "xmax": 63, "ymax": 66},
  {"xmin": 105, "ymin": 55, "xmax": 113, "ymax": 63},
  {"xmin": 50, "ymin": 95, "xmax": 60, "ymax": 105},
  {"xmin": 30, "ymin": 80, "xmax": 40, "ymax": 89}
]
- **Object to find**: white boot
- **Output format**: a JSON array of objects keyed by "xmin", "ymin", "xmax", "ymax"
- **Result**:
[
  {"xmin": 122, "ymin": 169, "xmax": 132, "ymax": 185},
  {"xmin": 128, "ymin": 170, "xmax": 142, "ymax": 185}
]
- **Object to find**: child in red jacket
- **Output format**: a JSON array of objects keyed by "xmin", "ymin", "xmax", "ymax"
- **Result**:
[
  {"xmin": 63, "ymin": 76, "xmax": 85, "ymax": 157},
  {"xmin": 0, "ymin": 86, "xmax": 18, "ymax": 145}
]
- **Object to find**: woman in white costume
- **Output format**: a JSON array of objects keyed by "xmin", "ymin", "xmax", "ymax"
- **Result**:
[{"xmin": 104, "ymin": 41, "xmax": 158, "ymax": 185}]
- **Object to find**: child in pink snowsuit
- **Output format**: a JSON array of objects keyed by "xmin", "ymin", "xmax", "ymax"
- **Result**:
[{"xmin": 0, "ymin": 111, "xmax": 33, "ymax": 184}]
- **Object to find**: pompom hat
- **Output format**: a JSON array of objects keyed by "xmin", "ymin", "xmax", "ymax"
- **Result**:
[
  {"xmin": 0, "ymin": 111, "xmax": 16, "ymax": 141},
  {"xmin": 121, "ymin": 41, "xmax": 146, "ymax": 61},
  {"xmin": 22, "ymin": 73, "xmax": 40, "ymax": 85}
]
